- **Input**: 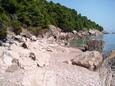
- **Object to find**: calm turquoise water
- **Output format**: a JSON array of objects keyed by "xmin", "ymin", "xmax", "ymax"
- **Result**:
[
  {"xmin": 103, "ymin": 34, "xmax": 115, "ymax": 53},
  {"xmin": 70, "ymin": 34, "xmax": 115, "ymax": 54}
]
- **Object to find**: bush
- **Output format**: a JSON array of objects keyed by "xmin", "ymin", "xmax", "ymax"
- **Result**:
[
  {"xmin": 11, "ymin": 20, "xmax": 22, "ymax": 35},
  {"xmin": 0, "ymin": 13, "xmax": 8, "ymax": 40},
  {"xmin": 0, "ymin": 27, "xmax": 7, "ymax": 40},
  {"xmin": 29, "ymin": 26, "xmax": 48, "ymax": 37}
]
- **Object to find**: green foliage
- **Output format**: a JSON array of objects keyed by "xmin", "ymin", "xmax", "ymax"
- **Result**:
[
  {"xmin": 0, "ymin": 7, "xmax": 8, "ymax": 40},
  {"xmin": 11, "ymin": 20, "xmax": 22, "ymax": 35},
  {"xmin": 0, "ymin": 0, "xmax": 17, "ymax": 14},
  {"xmin": 29, "ymin": 27, "xmax": 48, "ymax": 36},
  {"xmin": 0, "ymin": 27, "xmax": 7, "ymax": 40},
  {"xmin": 0, "ymin": 0, "xmax": 103, "ymax": 38}
]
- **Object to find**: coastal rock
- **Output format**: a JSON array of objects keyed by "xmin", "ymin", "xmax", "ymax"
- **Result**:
[
  {"xmin": 108, "ymin": 58, "xmax": 115, "ymax": 86},
  {"xmin": 89, "ymin": 29, "xmax": 96, "ymax": 35},
  {"xmin": 22, "ymin": 65, "xmax": 102, "ymax": 86},
  {"xmin": 71, "ymin": 51, "xmax": 103, "ymax": 70},
  {"xmin": 0, "ymin": 32, "xmax": 111, "ymax": 86},
  {"xmin": 0, "ymin": 40, "xmax": 3, "ymax": 46},
  {"xmin": 89, "ymin": 29, "xmax": 102, "ymax": 36},
  {"xmin": 59, "ymin": 32, "xmax": 68, "ymax": 40},
  {"xmin": 48, "ymin": 25, "xmax": 61, "ymax": 39},
  {"xmin": 29, "ymin": 52, "xmax": 36, "ymax": 61},
  {"xmin": 14, "ymin": 35, "xmax": 25, "ymax": 42},
  {"xmin": 21, "ymin": 43, "xmax": 28, "ymax": 49},
  {"xmin": 99, "ymin": 58, "xmax": 112, "ymax": 86},
  {"xmin": 108, "ymin": 50, "xmax": 115, "ymax": 59},
  {"xmin": 6, "ymin": 64, "xmax": 19, "ymax": 72},
  {"xmin": 0, "ymin": 51, "xmax": 13, "ymax": 66},
  {"xmin": 30, "ymin": 36, "xmax": 37, "ymax": 41},
  {"xmin": 72, "ymin": 30, "xmax": 77, "ymax": 34},
  {"xmin": 87, "ymin": 40, "xmax": 103, "ymax": 52}
]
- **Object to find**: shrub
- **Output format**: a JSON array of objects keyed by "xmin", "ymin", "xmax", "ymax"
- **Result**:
[
  {"xmin": 0, "ymin": 13, "xmax": 8, "ymax": 40},
  {"xmin": 29, "ymin": 26, "xmax": 48, "ymax": 37},
  {"xmin": 11, "ymin": 20, "xmax": 22, "ymax": 35},
  {"xmin": 0, "ymin": 27, "xmax": 7, "ymax": 40}
]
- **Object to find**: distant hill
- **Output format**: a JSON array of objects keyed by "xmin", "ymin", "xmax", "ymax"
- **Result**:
[{"xmin": 0, "ymin": 0, "xmax": 103, "ymax": 40}]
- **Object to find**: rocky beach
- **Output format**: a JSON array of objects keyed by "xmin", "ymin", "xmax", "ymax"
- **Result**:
[
  {"xmin": 0, "ymin": 25, "xmax": 114, "ymax": 86},
  {"xmin": 0, "ymin": 0, "xmax": 114, "ymax": 85}
]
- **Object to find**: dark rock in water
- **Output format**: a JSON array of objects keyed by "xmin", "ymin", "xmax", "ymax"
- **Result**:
[
  {"xmin": 87, "ymin": 40, "xmax": 103, "ymax": 52},
  {"xmin": 21, "ymin": 43, "xmax": 28, "ymax": 49}
]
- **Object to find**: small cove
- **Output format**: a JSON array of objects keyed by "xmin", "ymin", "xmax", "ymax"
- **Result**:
[{"xmin": 70, "ymin": 34, "xmax": 115, "ymax": 55}]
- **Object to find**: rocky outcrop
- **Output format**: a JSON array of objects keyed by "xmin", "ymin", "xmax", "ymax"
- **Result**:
[
  {"xmin": 22, "ymin": 65, "xmax": 102, "ymax": 86},
  {"xmin": 87, "ymin": 40, "xmax": 103, "ymax": 52},
  {"xmin": 21, "ymin": 43, "xmax": 28, "ymax": 49},
  {"xmin": 71, "ymin": 51, "xmax": 103, "ymax": 71},
  {"xmin": 0, "ymin": 34, "xmax": 111, "ymax": 86},
  {"xmin": 108, "ymin": 50, "xmax": 115, "ymax": 59},
  {"xmin": 108, "ymin": 58, "xmax": 115, "ymax": 86},
  {"xmin": 89, "ymin": 29, "xmax": 103, "ymax": 36},
  {"xmin": 48, "ymin": 25, "xmax": 61, "ymax": 39}
]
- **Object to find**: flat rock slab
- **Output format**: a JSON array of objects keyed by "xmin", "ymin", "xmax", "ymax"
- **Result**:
[{"xmin": 23, "ymin": 65, "xmax": 102, "ymax": 86}]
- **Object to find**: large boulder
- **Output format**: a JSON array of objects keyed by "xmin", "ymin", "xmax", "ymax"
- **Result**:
[
  {"xmin": 71, "ymin": 51, "xmax": 103, "ymax": 71},
  {"xmin": 89, "ymin": 29, "xmax": 102, "ymax": 36},
  {"xmin": 13, "ymin": 35, "xmax": 26, "ymax": 43},
  {"xmin": 22, "ymin": 65, "xmax": 102, "ymax": 86},
  {"xmin": 108, "ymin": 50, "xmax": 115, "ymax": 59},
  {"xmin": 99, "ymin": 58, "xmax": 113, "ymax": 86},
  {"xmin": 48, "ymin": 25, "xmax": 61, "ymax": 39},
  {"xmin": 87, "ymin": 40, "xmax": 103, "ymax": 52},
  {"xmin": 107, "ymin": 50, "xmax": 115, "ymax": 85},
  {"xmin": 107, "ymin": 58, "xmax": 115, "ymax": 86},
  {"xmin": 89, "ymin": 29, "xmax": 96, "ymax": 35},
  {"xmin": 0, "ymin": 51, "xmax": 13, "ymax": 66}
]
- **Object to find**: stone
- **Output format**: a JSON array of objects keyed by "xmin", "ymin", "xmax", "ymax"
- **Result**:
[
  {"xmin": 6, "ymin": 64, "xmax": 19, "ymax": 72},
  {"xmin": 22, "ymin": 65, "xmax": 102, "ymax": 86},
  {"xmin": 12, "ymin": 58, "xmax": 20, "ymax": 66},
  {"xmin": 2, "ymin": 42, "xmax": 10, "ymax": 47},
  {"xmin": 14, "ymin": 35, "xmax": 23, "ymax": 42},
  {"xmin": 29, "ymin": 52, "xmax": 36, "ymax": 61},
  {"xmin": 87, "ymin": 40, "xmax": 103, "ymax": 52},
  {"xmin": 1, "ymin": 51, "xmax": 13, "ymax": 66},
  {"xmin": 71, "ymin": 51, "xmax": 103, "ymax": 71},
  {"xmin": 72, "ymin": 30, "xmax": 77, "ymax": 34},
  {"xmin": 0, "ymin": 40, "xmax": 3, "ymax": 46},
  {"xmin": 108, "ymin": 50, "xmax": 115, "ymax": 59},
  {"xmin": 21, "ymin": 43, "xmax": 28, "ymax": 49},
  {"xmin": 30, "ymin": 36, "xmax": 37, "ymax": 41},
  {"xmin": 48, "ymin": 25, "xmax": 61, "ymax": 39},
  {"xmin": 89, "ymin": 29, "xmax": 96, "ymax": 35}
]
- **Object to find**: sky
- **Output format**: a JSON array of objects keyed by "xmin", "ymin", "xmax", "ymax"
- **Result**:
[{"xmin": 48, "ymin": 0, "xmax": 115, "ymax": 32}]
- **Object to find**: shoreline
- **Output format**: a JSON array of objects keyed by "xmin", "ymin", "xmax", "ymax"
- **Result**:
[{"xmin": 0, "ymin": 28, "xmax": 114, "ymax": 86}]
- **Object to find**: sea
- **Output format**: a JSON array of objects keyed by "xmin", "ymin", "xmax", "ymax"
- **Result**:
[
  {"xmin": 103, "ymin": 34, "xmax": 115, "ymax": 53},
  {"xmin": 70, "ymin": 34, "xmax": 115, "ymax": 56}
]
